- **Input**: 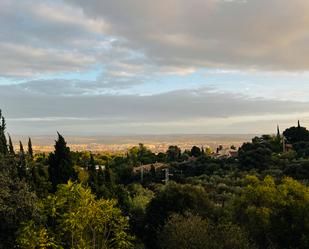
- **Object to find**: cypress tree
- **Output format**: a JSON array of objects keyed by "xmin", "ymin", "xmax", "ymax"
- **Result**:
[
  {"xmin": 88, "ymin": 153, "xmax": 98, "ymax": 191},
  {"xmin": 48, "ymin": 132, "xmax": 76, "ymax": 191},
  {"xmin": 277, "ymin": 125, "xmax": 281, "ymax": 140},
  {"xmin": 19, "ymin": 141, "xmax": 25, "ymax": 154},
  {"xmin": 28, "ymin": 137, "xmax": 33, "ymax": 159},
  {"xmin": 19, "ymin": 141, "xmax": 27, "ymax": 178},
  {"xmin": 0, "ymin": 110, "xmax": 8, "ymax": 155},
  {"xmin": 8, "ymin": 134, "xmax": 15, "ymax": 155}
]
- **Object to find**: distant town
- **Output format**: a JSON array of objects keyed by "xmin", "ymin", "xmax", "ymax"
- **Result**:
[{"xmin": 11, "ymin": 134, "xmax": 254, "ymax": 153}]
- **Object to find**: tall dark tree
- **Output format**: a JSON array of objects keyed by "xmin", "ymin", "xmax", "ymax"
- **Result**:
[
  {"xmin": 19, "ymin": 141, "xmax": 25, "ymax": 155},
  {"xmin": 88, "ymin": 153, "xmax": 98, "ymax": 191},
  {"xmin": 191, "ymin": 146, "xmax": 201, "ymax": 157},
  {"xmin": 276, "ymin": 125, "xmax": 281, "ymax": 141},
  {"xmin": 166, "ymin": 145, "xmax": 181, "ymax": 162},
  {"xmin": 48, "ymin": 133, "xmax": 76, "ymax": 191},
  {"xmin": 283, "ymin": 121, "xmax": 309, "ymax": 144},
  {"xmin": 8, "ymin": 134, "xmax": 15, "ymax": 155},
  {"xmin": 27, "ymin": 137, "xmax": 33, "ymax": 159},
  {"xmin": 18, "ymin": 141, "xmax": 27, "ymax": 179},
  {"xmin": 0, "ymin": 110, "xmax": 8, "ymax": 155}
]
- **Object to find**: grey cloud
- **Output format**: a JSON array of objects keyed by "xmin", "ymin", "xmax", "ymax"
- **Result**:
[
  {"xmin": 0, "ymin": 0, "xmax": 135, "ymax": 78},
  {"xmin": 2, "ymin": 83, "xmax": 309, "ymax": 134},
  {"xmin": 3, "ymin": 0, "xmax": 309, "ymax": 79},
  {"xmin": 2, "ymin": 75, "xmax": 145, "ymax": 96},
  {"xmin": 64, "ymin": 0, "xmax": 309, "ymax": 71},
  {"xmin": 1, "ymin": 82, "xmax": 309, "ymax": 121}
]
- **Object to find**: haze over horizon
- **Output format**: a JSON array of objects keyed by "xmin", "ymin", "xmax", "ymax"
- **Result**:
[{"xmin": 1, "ymin": 0, "xmax": 309, "ymax": 135}]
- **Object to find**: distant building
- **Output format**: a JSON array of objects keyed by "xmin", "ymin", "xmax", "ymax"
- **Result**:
[
  {"xmin": 282, "ymin": 136, "xmax": 293, "ymax": 153},
  {"xmin": 212, "ymin": 148, "xmax": 238, "ymax": 158},
  {"xmin": 95, "ymin": 165, "xmax": 105, "ymax": 171},
  {"xmin": 132, "ymin": 162, "xmax": 166, "ymax": 174}
]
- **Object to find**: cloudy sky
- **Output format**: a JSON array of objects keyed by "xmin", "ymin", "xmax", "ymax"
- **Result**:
[{"xmin": 1, "ymin": 0, "xmax": 309, "ymax": 135}]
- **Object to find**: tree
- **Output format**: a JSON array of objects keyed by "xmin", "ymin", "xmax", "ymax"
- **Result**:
[
  {"xmin": 159, "ymin": 213, "xmax": 255, "ymax": 249},
  {"xmin": 8, "ymin": 134, "xmax": 14, "ymax": 155},
  {"xmin": 17, "ymin": 181, "xmax": 134, "ymax": 249},
  {"xmin": 0, "ymin": 110, "xmax": 8, "ymax": 155},
  {"xmin": 28, "ymin": 137, "xmax": 33, "ymax": 159},
  {"xmin": 144, "ymin": 182, "xmax": 215, "ymax": 249},
  {"xmin": 19, "ymin": 141, "xmax": 27, "ymax": 179},
  {"xmin": 127, "ymin": 184, "xmax": 154, "ymax": 239},
  {"xmin": 88, "ymin": 153, "xmax": 98, "ymax": 191},
  {"xmin": 238, "ymin": 141, "xmax": 273, "ymax": 171},
  {"xmin": 17, "ymin": 221, "xmax": 57, "ymax": 249},
  {"xmin": 166, "ymin": 145, "xmax": 181, "ymax": 162},
  {"xmin": 283, "ymin": 122, "xmax": 309, "ymax": 144},
  {"xmin": 191, "ymin": 146, "xmax": 202, "ymax": 157},
  {"xmin": 234, "ymin": 175, "xmax": 309, "ymax": 249},
  {"xmin": 128, "ymin": 144, "xmax": 156, "ymax": 166},
  {"xmin": 292, "ymin": 141, "xmax": 309, "ymax": 157},
  {"xmin": 0, "ymin": 162, "xmax": 39, "ymax": 248},
  {"xmin": 157, "ymin": 152, "xmax": 167, "ymax": 162},
  {"xmin": 48, "ymin": 133, "xmax": 76, "ymax": 190},
  {"xmin": 159, "ymin": 213, "xmax": 209, "ymax": 249}
]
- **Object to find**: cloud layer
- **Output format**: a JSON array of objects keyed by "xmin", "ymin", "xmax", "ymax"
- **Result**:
[
  {"xmin": 65, "ymin": 0, "xmax": 309, "ymax": 71},
  {"xmin": 2, "ymin": 82, "xmax": 309, "ymax": 134},
  {"xmin": 1, "ymin": 0, "xmax": 309, "ymax": 134}
]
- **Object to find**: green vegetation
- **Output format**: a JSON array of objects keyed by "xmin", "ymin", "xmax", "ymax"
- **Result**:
[{"xmin": 0, "ymin": 109, "xmax": 308, "ymax": 249}]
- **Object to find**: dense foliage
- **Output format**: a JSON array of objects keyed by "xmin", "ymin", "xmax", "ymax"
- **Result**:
[{"xmin": 0, "ymin": 109, "xmax": 308, "ymax": 249}]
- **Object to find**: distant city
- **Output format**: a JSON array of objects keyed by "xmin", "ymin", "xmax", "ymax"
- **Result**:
[{"xmin": 11, "ymin": 134, "xmax": 256, "ymax": 153}]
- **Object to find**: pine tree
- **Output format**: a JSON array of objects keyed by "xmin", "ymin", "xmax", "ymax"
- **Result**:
[
  {"xmin": 48, "ymin": 133, "xmax": 76, "ymax": 191},
  {"xmin": 88, "ymin": 154, "xmax": 98, "ymax": 191},
  {"xmin": 104, "ymin": 164, "xmax": 114, "ymax": 186},
  {"xmin": 201, "ymin": 146, "xmax": 205, "ymax": 155},
  {"xmin": 28, "ymin": 137, "xmax": 33, "ymax": 159},
  {"xmin": 277, "ymin": 125, "xmax": 281, "ymax": 140},
  {"xmin": 8, "ymin": 134, "xmax": 15, "ymax": 155},
  {"xmin": 19, "ymin": 141, "xmax": 25, "ymax": 154},
  {"xmin": 19, "ymin": 141, "xmax": 27, "ymax": 178},
  {"xmin": 0, "ymin": 110, "xmax": 8, "ymax": 155}
]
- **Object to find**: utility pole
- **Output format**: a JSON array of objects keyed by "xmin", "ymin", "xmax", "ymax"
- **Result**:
[
  {"xmin": 140, "ymin": 166, "xmax": 144, "ymax": 183},
  {"xmin": 162, "ymin": 168, "xmax": 172, "ymax": 184}
]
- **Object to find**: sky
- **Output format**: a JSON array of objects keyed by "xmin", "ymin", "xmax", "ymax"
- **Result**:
[{"xmin": 1, "ymin": 0, "xmax": 309, "ymax": 135}]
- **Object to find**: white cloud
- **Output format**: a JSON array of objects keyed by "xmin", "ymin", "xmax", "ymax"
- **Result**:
[
  {"xmin": 64, "ymin": 0, "xmax": 309, "ymax": 71},
  {"xmin": 1, "ymin": 0, "xmax": 309, "ymax": 134}
]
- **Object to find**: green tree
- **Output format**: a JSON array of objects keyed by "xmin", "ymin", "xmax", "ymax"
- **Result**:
[
  {"xmin": 0, "ymin": 162, "xmax": 39, "ymax": 248},
  {"xmin": 127, "ymin": 184, "xmax": 154, "ymax": 240},
  {"xmin": 28, "ymin": 137, "xmax": 33, "ymax": 160},
  {"xmin": 166, "ymin": 145, "xmax": 181, "ymax": 162},
  {"xmin": 8, "ymin": 133, "xmax": 15, "ymax": 155},
  {"xmin": 144, "ymin": 182, "xmax": 215, "ymax": 249},
  {"xmin": 17, "ymin": 221, "xmax": 57, "ymax": 249},
  {"xmin": 0, "ymin": 110, "xmax": 8, "ymax": 155},
  {"xmin": 159, "ymin": 213, "xmax": 255, "ymax": 249},
  {"xmin": 128, "ymin": 144, "xmax": 156, "ymax": 166},
  {"xmin": 48, "ymin": 133, "xmax": 76, "ymax": 190},
  {"xmin": 238, "ymin": 140, "xmax": 273, "ymax": 171},
  {"xmin": 29, "ymin": 162, "xmax": 52, "ymax": 198},
  {"xmin": 19, "ymin": 141, "xmax": 27, "ymax": 179},
  {"xmin": 234, "ymin": 175, "xmax": 309, "ymax": 249},
  {"xmin": 88, "ymin": 153, "xmax": 98, "ymax": 192},
  {"xmin": 157, "ymin": 152, "xmax": 167, "ymax": 162},
  {"xmin": 283, "ymin": 121, "xmax": 309, "ymax": 144},
  {"xmin": 17, "ymin": 181, "xmax": 134, "ymax": 249},
  {"xmin": 191, "ymin": 146, "xmax": 202, "ymax": 157}
]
